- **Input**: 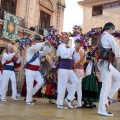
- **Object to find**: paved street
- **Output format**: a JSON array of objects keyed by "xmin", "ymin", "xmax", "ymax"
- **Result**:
[{"xmin": 0, "ymin": 97, "xmax": 120, "ymax": 120}]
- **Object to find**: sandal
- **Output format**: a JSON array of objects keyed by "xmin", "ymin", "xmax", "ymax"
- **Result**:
[
  {"xmin": 49, "ymin": 100, "xmax": 55, "ymax": 104},
  {"xmin": 82, "ymin": 102, "xmax": 89, "ymax": 107}
]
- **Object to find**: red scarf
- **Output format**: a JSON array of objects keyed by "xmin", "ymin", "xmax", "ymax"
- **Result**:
[{"xmin": 3, "ymin": 55, "xmax": 21, "ymax": 69}]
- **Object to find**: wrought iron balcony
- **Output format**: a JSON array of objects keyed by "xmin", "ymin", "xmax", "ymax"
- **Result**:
[
  {"xmin": 35, "ymin": 25, "xmax": 44, "ymax": 35},
  {"xmin": 0, "ymin": 7, "xmax": 25, "ymax": 28},
  {"xmin": 35, "ymin": 25, "xmax": 48, "ymax": 37},
  {"xmin": 19, "ymin": 17, "xmax": 25, "ymax": 28}
]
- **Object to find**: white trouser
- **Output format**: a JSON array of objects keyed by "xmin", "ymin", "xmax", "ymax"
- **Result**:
[
  {"xmin": 56, "ymin": 69, "xmax": 79, "ymax": 106},
  {"xmin": 97, "ymin": 60, "xmax": 120, "ymax": 112},
  {"xmin": 1, "ymin": 70, "xmax": 17, "ymax": 99},
  {"xmin": 74, "ymin": 69, "xmax": 84, "ymax": 105},
  {"xmin": 0, "ymin": 72, "xmax": 2, "ymax": 96},
  {"xmin": 25, "ymin": 69, "xmax": 44, "ymax": 103}
]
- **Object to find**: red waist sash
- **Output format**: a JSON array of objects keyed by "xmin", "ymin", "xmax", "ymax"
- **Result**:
[{"xmin": 26, "ymin": 64, "xmax": 40, "ymax": 71}]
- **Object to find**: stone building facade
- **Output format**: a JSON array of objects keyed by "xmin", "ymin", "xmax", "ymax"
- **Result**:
[
  {"xmin": 78, "ymin": 0, "xmax": 120, "ymax": 75},
  {"xmin": 78, "ymin": 0, "xmax": 120, "ymax": 33},
  {"xmin": 78, "ymin": 0, "xmax": 120, "ymax": 100},
  {"xmin": 0, "ymin": 0, "xmax": 65, "ymax": 94}
]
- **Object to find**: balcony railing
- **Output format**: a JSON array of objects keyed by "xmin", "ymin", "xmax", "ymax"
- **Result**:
[
  {"xmin": 35, "ymin": 25, "xmax": 49, "ymax": 36},
  {"xmin": 0, "ymin": 8, "xmax": 25, "ymax": 28},
  {"xmin": 35, "ymin": 25, "xmax": 44, "ymax": 35},
  {"xmin": 19, "ymin": 17, "xmax": 25, "ymax": 28}
]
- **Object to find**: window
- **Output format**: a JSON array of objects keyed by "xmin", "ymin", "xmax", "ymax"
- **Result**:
[
  {"xmin": 92, "ymin": 5, "xmax": 103, "ymax": 16},
  {"xmin": 39, "ymin": 11, "xmax": 51, "ymax": 35},
  {"xmin": 92, "ymin": 1, "xmax": 120, "ymax": 16},
  {"xmin": 1, "ymin": 0, "xmax": 17, "ymax": 14},
  {"xmin": 104, "ymin": 3, "xmax": 112, "ymax": 9},
  {"xmin": 112, "ymin": 1, "xmax": 120, "ymax": 7},
  {"xmin": 91, "ymin": 27, "xmax": 102, "ymax": 47},
  {"xmin": 103, "ymin": 1, "xmax": 120, "ymax": 9},
  {"xmin": 40, "ymin": 11, "xmax": 50, "ymax": 29}
]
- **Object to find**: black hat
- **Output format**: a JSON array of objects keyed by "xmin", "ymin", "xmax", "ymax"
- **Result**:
[{"xmin": 103, "ymin": 22, "xmax": 115, "ymax": 31}]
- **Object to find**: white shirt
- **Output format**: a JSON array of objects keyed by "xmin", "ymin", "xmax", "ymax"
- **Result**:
[
  {"xmin": 73, "ymin": 47, "xmax": 87, "ymax": 62},
  {"xmin": 101, "ymin": 31, "xmax": 120, "ymax": 58},
  {"xmin": 2, "ymin": 53, "xmax": 22, "ymax": 66},
  {"xmin": 73, "ymin": 51, "xmax": 80, "ymax": 62},
  {"xmin": 26, "ymin": 42, "xmax": 53, "ymax": 66},
  {"xmin": 57, "ymin": 43, "xmax": 75, "ymax": 59}
]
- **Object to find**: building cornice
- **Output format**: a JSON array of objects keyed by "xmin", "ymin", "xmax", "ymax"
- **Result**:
[
  {"xmin": 58, "ymin": 1, "xmax": 66, "ymax": 8},
  {"xmin": 39, "ymin": 2, "xmax": 54, "ymax": 12},
  {"xmin": 78, "ymin": 0, "xmax": 118, "ymax": 7},
  {"xmin": 39, "ymin": 0, "xmax": 55, "ymax": 12}
]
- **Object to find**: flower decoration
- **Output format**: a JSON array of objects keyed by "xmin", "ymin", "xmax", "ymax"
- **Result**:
[
  {"xmin": 14, "ymin": 34, "xmax": 43, "ymax": 50},
  {"xmin": 73, "ymin": 26, "xmax": 102, "ymax": 58},
  {"xmin": 48, "ymin": 26, "xmax": 57, "ymax": 36},
  {"xmin": 112, "ymin": 31, "xmax": 120, "ymax": 39},
  {"xmin": 45, "ymin": 26, "xmax": 61, "ymax": 49},
  {"xmin": 73, "ymin": 25, "xmax": 82, "ymax": 35}
]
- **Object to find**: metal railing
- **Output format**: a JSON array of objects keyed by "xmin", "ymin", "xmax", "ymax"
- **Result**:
[
  {"xmin": 35, "ymin": 25, "xmax": 44, "ymax": 35},
  {"xmin": 19, "ymin": 17, "xmax": 25, "ymax": 28},
  {"xmin": 0, "ymin": 7, "xmax": 25, "ymax": 28}
]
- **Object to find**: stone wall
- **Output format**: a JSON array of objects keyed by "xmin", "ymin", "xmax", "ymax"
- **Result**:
[
  {"xmin": 80, "ymin": 0, "xmax": 120, "ymax": 83},
  {"xmin": 16, "ymin": 0, "xmax": 65, "ymax": 33},
  {"xmin": 0, "ymin": 0, "xmax": 65, "ymax": 95},
  {"xmin": 82, "ymin": 7, "xmax": 120, "ymax": 33}
]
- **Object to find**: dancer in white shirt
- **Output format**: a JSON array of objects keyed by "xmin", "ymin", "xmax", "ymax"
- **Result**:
[
  {"xmin": 73, "ymin": 43, "xmax": 86, "ymax": 108},
  {"xmin": 1, "ymin": 44, "xmax": 22, "ymax": 101},
  {"xmin": 97, "ymin": 22, "xmax": 120, "ymax": 116},
  {"xmin": 24, "ymin": 35, "xmax": 53, "ymax": 105},
  {"xmin": 56, "ymin": 33, "xmax": 79, "ymax": 109}
]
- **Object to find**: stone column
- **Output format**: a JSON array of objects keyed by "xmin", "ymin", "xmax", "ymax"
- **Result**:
[{"xmin": 56, "ymin": 0, "xmax": 65, "ymax": 32}]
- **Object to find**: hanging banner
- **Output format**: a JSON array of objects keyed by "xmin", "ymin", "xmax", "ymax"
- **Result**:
[{"xmin": 2, "ymin": 11, "xmax": 19, "ymax": 40}]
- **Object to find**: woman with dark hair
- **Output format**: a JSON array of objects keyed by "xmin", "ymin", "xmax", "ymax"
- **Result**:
[
  {"xmin": 44, "ymin": 72, "xmax": 57, "ymax": 104},
  {"xmin": 82, "ymin": 54, "xmax": 98, "ymax": 108}
]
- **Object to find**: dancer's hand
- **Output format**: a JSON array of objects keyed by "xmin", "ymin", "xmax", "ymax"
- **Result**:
[
  {"xmin": 45, "ymin": 40, "xmax": 51, "ymax": 45},
  {"xmin": 15, "ymin": 50, "xmax": 20, "ymax": 56}
]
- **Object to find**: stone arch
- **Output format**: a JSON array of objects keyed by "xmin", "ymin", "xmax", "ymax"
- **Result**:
[{"xmin": 41, "ymin": 0, "xmax": 55, "ymax": 11}]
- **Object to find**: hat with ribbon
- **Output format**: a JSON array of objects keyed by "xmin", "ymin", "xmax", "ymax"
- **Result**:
[{"xmin": 103, "ymin": 22, "xmax": 115, "ymax": 31}]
